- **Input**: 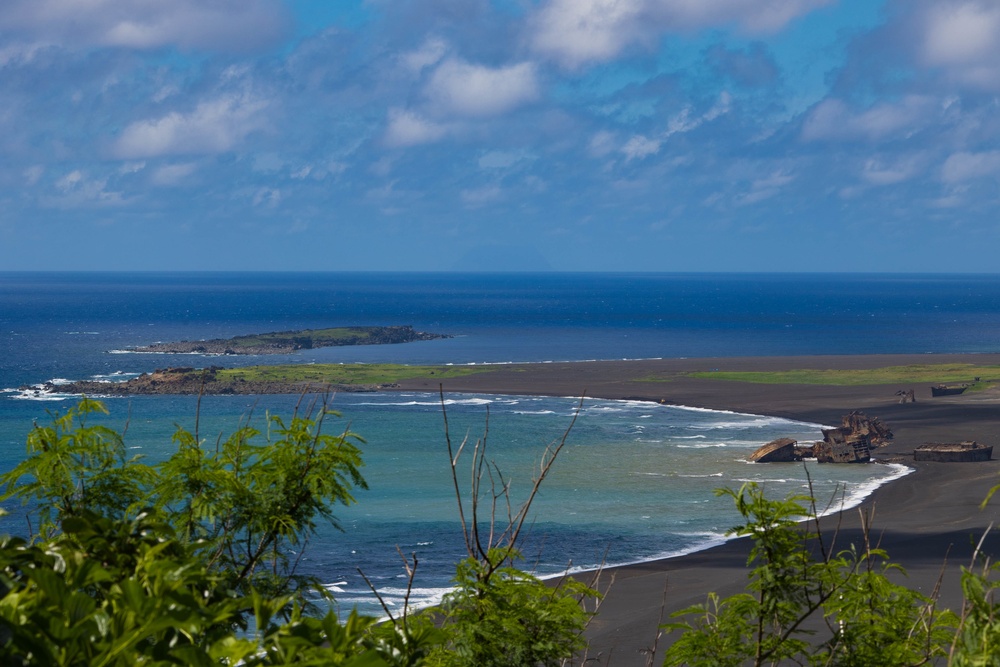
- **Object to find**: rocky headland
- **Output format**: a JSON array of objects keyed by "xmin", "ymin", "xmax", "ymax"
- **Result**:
[{"xmin": 33, "ymin": 366, "xmax": 396, "ymax": 396}]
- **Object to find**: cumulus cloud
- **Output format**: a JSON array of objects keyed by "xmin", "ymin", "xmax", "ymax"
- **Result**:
[
  {"xmin": 923, "ymin": 3, "xmax": 999, "ymax": 65},
  {"xmin": 113, "ymin": 94, "xmax": 269, "ymax": 158},
  {"xmin": 801, "ymin": 96, "xmax": 937, "ymax": 142},
  {"xmin": 529, "ymin": 0, "xmax": 833, "ymax": 68},
  {"xmin": 529, "ymin": 0, "xmax": 647, "ymax": 70},
  {"xmin": 941, "ymin": 150, "xmax": 1000, "ymax": 183},
  {"xmin": 0, "ymin": 0, "xmax": 289, "ymax": 52},
  {"xmin": 920, "ymin": 1, "xmax": 1000, "ymax": 90},
  {"xmin": 380, "ymin": 57, "xmax": 540, "ymax": 144},
  {"xmin": 425, "ymin": 59, "xmax": 539, "ymax": 117},
  {"xmin": 383, "ymin": 109, "xmax": 448, "ymax": 147}
]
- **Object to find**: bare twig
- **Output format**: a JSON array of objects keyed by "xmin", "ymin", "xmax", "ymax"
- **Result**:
[
  {"xmin": 505, "ymin": 396, "xmax": 585, "ymax": 554},
  {"xmin": 440, "ymin": 386, "xmax": 473, "ymax": 555},
  {"xmin": 358, "ymin": 567, "xmax": 396, "ymax": 623},
  {"xmin": 395, "ymin": 546, "xmax": 419, "ymax": 626}
]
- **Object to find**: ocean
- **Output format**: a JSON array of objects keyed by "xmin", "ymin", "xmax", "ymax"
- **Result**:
[{"xmin": 2, "ymin": 272, "xmax": 999, "ymax": 615}]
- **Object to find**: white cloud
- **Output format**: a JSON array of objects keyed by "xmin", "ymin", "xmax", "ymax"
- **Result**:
[
  {"xmin": 921, "ymin": 1, "xmax": 1000, "ymax": 90},
  {"xmin": 589, "ymin": 131, "xmax": 617, "ymax": 157},
  {"xmin": 923, "ymin": 2, "xmax": 1000, "ymax": 65},
  {"xmin": 801, "ymin": 96, "xmax": 936, "ymax": 142},
  {"xmin": 401, "ymin": 37, "xmax": 448, "ymax": 73},
  {"xmin": 620, "ymin": 94, "xmax": 731, "ymax": 161},
  {"xmin": 113, "ymin": 94, "xmax": 269, "ymax": 158},
  {"xmin": 0, "ymin": 0, "xmax": 289, "ymax": 52},
  {"xmin": 751, "ymin": 171, "xmax": 795, "ymax": 190},
  {"xmin": 736, "ymin": 170, "xmax": 795, "ymax": 205},
  {"xmin": 151, "ymin": 163, "xmax": 197, "ymax": 186},
  {"xmin": 941, "ymin": 150, "xmax": 1000, "ymax": 183},
  {"xmin": 529, "ymin": 0, "xmax": 833, "ymax": 69},
  {"xmin": 252, "ymin": 187, "xmax": 281, "ymax": 207},
  {"xmin": 0, "ymin": 42, "xmax": 46, "ymax": 68},
  {"xmin": 861, "ymin": 155, "xmax": 924, "ymax": 185},
  {"xmin": 622, "ymin": 135, "xmax": 661, "ymax": 161},
  {"xmin": 530, "ymin": 0, "xmax": 647, "ymax": 70},
  {"xmin": 56, "ymin": 170, "xmax": 83, "ymax": 192},
  {"xmin": 152, "ymin": 85, "xmax": 180, "ymax": 103},
  {"xmin": 425, "ymin": 59, "xmax": 539, "ymax": 118},
  {"xmin": 383, "ymin": 109, "xmax": 448, "ymax": 147},
  {"xmin": 119, "ymin": 161, "xmax": 146, "ymax": 174},
  {"xmin": 49, "ymin": 170, "xmax": 123, "ymax": 206}
]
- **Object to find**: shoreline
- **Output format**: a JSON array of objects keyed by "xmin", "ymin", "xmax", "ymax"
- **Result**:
[
  {"xmin": 8, "ymin": 352, "xmax": 1000, "ymax": 662},
  {"xmin": 394, "ymin": 353, "xmax": 1000, "ymax": 664}
]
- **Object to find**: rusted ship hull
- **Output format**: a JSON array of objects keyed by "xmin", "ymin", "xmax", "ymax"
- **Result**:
[
  {"xmin": 931, "ymin": 385, "xmax": 968, "ymax": 397},
  {"xmin": 914, "ymin": 442, "xmax": 992, "ymax": 462},
  {"xmin": 815, "ymin": 440, "xmax": 871, "ymax": 464},
  {"xmin": 748, "ymin": 438, "xmax": 799, "ymax": 463}
]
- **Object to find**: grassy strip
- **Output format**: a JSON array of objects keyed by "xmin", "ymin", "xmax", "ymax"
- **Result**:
[
  {"xmin": 213, "ymin": 363, "xmax": 493, "ymax": 385},
  {"xmin": 682, "ymin": 364, "xmax": 1000, "ymax": 386}
]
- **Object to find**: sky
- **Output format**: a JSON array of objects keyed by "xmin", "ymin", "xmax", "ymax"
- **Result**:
[{"xmin": 0, "ymin": 0, "xmax": 998, "ymax": 272}]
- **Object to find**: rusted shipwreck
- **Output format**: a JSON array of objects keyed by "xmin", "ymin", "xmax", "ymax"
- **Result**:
[
  {"xmin": 914, "ymin": 442, "xmax": 993, "ymax": 462},
  {"xmin": 749, "ymin": 412, "xmax": 893, "ymax": 464},
  {"xmin": 931, "ymin": 384, "xmax": 969, "ymax": 397}
]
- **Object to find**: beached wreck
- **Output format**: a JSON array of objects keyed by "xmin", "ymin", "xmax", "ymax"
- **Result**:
[
  {"xmin": 748, "ymin": 412, "xmax": 892, "ymax": 464},
  {"xmin": 813, "ymin": 411, "xmax": 893, "ymax": 463},
  {"xmin": 931, "ymin": 384, "xmax": 970, "ymax": 397},
  {"xmin": 914, "ymin": 442, "xmax": 993, "ymax": 462},
  {"xmin": 747, "ymin": 438, "xmax": 799, "ymax": 463}
]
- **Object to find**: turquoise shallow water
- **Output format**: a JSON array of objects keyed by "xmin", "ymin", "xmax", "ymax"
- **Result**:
[
  {"xmin": 6, "ymin": 271, "xmax": 995, "ymax": 615},
  {"xmin": 0, "ymin": 391, "xmax": 908, "ymax": 616}
]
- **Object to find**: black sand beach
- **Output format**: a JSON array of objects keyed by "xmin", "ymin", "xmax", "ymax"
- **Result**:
[{"xmin": 398, "ymin": 354, "xmax": 1000, "ymax": 665}]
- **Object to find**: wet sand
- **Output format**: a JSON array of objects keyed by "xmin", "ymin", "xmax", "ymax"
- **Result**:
[{"xmin": 398, "ymin": 354, "xmax": 1000, "ymax": 665}]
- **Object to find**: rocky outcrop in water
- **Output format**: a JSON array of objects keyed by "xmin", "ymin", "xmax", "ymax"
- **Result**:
[{"xmin": 129, "ymin": 325, "xmax": 448, "ymax": 355}]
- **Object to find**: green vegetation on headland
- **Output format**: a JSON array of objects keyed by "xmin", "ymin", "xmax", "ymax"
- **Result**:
[
  {"xmin": 40, "ymin": 363, "xmax": 494, "ymax": 396},
  {"xmin": 214, "ymin": 363, "xmax": 491, "ymax": 385},
  {"xmin": 33, "ymin": 360, "xmax": 1000, "ymax": 398},
  {"xmin": 130, "ymin": 325, "xmax": 448, "ymax": 355},
  {"xmin": 683, "ymin": 363, "xmax": 1000, "ymax": 387}
]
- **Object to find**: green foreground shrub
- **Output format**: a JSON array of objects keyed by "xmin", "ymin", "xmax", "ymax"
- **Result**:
[
  {"xmin": 0, "ymin": 399, "xmax": 596, "ymax": 666},
  {"xmin": 663, "ymin": 483, "xmax": 1000, "ymax": 667},
  {"xmin": 4, "ymin": 398, "xmax": 1000, "ymax": 666}
]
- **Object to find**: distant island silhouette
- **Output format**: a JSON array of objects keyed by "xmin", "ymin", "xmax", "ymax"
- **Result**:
[{"xmin": 126, "ymin": 325, "xmax": 449, "ymax": 355}]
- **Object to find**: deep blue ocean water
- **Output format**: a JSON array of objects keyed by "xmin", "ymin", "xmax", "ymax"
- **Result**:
[{"xmin": 2, "ymin": 272, "xmax": 999, "ymax": 615}]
